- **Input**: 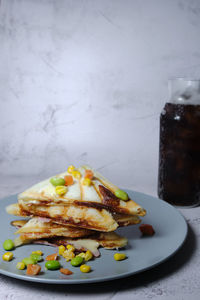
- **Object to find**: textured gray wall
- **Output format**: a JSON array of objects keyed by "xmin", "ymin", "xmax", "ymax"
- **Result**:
[{"xmin": 1, "ymin": 0, "xmax": 200, "ymax": 195}]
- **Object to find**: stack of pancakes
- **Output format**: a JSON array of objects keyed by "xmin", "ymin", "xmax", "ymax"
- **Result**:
[{"xmin": 6, "ymin": 165, "xmax": 146, "ymax": 256}]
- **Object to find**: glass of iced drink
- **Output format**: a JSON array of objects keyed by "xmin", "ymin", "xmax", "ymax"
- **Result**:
[{"xmin": 158, "ymin": 78, "xmax": 200, "ymax": 207}]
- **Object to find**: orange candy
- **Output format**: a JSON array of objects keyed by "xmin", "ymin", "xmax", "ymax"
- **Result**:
[
  {"xmin": 84, "ymin": 170, "xmax": 93, "ymax": 179},
  {"xmin": 139, "ymin": 224, "xmax": 155, "ymax": 236},
  {"xmin": 26, "ymin": 264, "xmax": 41, "ymax": 276},
  {"xmin": 60, "ymin": 268, "xmax": 73, "ymax": 275},
  {"xmin": 46, "ymin": 253, "xmax": 58, "ymax": 261},
  {"xmin": 64, "ymin": 175, "xmax": 74, "ymax": 186}
]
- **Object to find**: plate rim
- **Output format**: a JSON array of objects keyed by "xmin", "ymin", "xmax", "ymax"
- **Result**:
[{"xmin": 0, "ymin": 190, "xmax": 188, "ymax": 284}]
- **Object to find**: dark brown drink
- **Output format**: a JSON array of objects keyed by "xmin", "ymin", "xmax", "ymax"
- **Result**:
[{"xmin": 158, "ymin": 103, "xmax": 200, "ymax": 207}]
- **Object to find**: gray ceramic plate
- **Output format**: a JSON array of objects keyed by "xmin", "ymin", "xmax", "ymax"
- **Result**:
[{"xmin": 0, "ymin": 190, "xmax": 187, "ymax": 284}]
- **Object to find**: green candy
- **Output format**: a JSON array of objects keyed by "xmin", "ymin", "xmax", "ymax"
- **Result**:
[
  {"xmin": 3, "ymin": 239, "xmax": 15, "ymax": 251},
  {"xmin": 30, "ymin": 254, "xmax": 43, "ymax": 263},
  {"xmin": 22, "ymin": 257, "xmax": 36, "ymax": 266},
  {"xmin": 45, "ymin": 260, "xmax": 60, "ymax": 270},
  {"xmin": 71, "ymin": 256, "xmax": 83, "ymax": 267},
  {"xmin": 50, "ymin": 177, "xmax": 65, "ymax": 187},
  {"xmin": 114, "ymin": 189, "xmax": 129, "ymax": 201}
]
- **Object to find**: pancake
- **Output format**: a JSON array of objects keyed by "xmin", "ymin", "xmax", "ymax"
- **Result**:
[
  {"xmin": 18, "ymin": 165, "xmax": 146, "ymax": 217},
  {"xmin": 12, "ymin": 218, "xmax": 128, "ymax": 257},
  {"xmin": 12, "ymin": 217, "xmax": 94, "ymax": 238},
  {"xmin": 49, "ymin": 232, "xmax": 128, "ymax": 255},
  {"xmin": 7, "ymin": 203, "xmax": 141, "ymax": 231},
  {"xmin": 7, "ymin": 202, "xmax": 118, "ymax": 232}
]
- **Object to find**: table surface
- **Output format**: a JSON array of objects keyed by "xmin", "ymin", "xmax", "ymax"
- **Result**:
[{"xmin": 0, "ymin": 176, "xmax": 200, "ymax": 300}]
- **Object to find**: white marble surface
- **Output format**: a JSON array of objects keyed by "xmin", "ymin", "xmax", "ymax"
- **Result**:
[
  {"xmin": 1, "ymin": 0, "xmax": 200, "ymax": 299},
  {"xmin": 1, "ymin": 0, "xmax": 200, "ymax": 195}
]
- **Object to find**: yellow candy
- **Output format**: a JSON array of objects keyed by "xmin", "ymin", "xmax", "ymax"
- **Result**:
[
  {"xmin": 82, "ymin": 178, "xmax": 92, "ymax": 186},
  {"xmin": 66, "ymin": 244, "xmax": 75, "ymax": 251},
  {"xmin": 80, "ymin": 264, "xmax": 91, "ymax": 273},
  {"xmin": 58, "ymin": 245, "xmax": 65, "ymax": 255},
  {"xmin": 85, "ymin": 250, "xmax": 93, "ymax": 261},
  {"xmin": 77, "ymin": 252, "xmax": 86, "ymax": 259},
  {"xmin": 114, "ymin": 253, "xmax": 126, "ymax": 261},
  {"xmin": 76, "ymin": 250, "xmax": 93, "ymax": 261},
  {"xmin": 55, "ymin": 185, "xmax": 68, "ymax": 196},
  {"xmin": 32, "ymin": 250, "xmax": 43, "ymax": 256},
  {"xmin": 16, "ymin": 262, "xmax": 26, "ymax": 270},
  {"xmin": 68, "ymin": 165, "xmax": 75, "ymax": 173},
  {"xmin": 2, "ymin": 252, "xmax": 13, "ymax": 261},
  {"xmin": 62, "ymin": 249, "xmax": 75, "ymax": 262},
  {"xmin": 72, "ymin": 170, "xmax": 82, "ymax": 179}
]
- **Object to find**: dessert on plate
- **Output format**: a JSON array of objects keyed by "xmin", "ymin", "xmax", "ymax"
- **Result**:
[{"xmin": 6, "ymin": 165, "xmax": 146, "ymax": 255}]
